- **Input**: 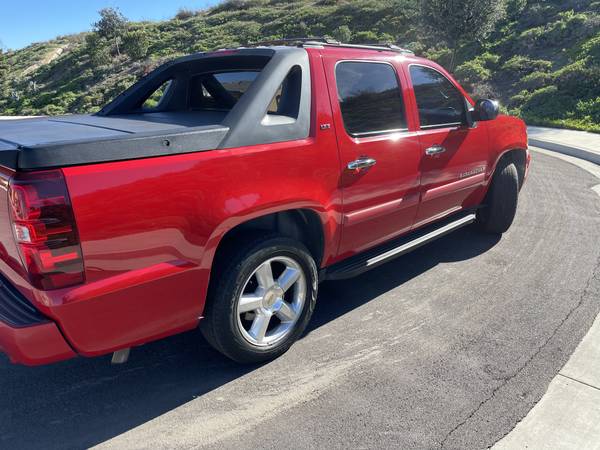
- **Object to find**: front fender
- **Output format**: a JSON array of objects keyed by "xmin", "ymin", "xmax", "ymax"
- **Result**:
[{"xmin": 485, "ymin": 115, "xmax": 528, "ymax": 184}]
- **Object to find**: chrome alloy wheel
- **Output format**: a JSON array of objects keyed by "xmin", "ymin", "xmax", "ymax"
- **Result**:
[{"xmin": 236, "ymin": 256, "xmax": 307, "ymax": 347}]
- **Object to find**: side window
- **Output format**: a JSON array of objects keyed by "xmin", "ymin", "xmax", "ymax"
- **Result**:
[
  {"xmin": 409, "ymin": 65, "xmax": 466, "ymax": 128},
  {"xmin": 335, "ymin": 61, "xmax": 407, "ymax": 137}
]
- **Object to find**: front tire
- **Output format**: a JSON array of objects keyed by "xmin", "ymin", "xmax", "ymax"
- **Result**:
[
  {"xmin": 201, "ymin": 236, "xmax": 318, "ymax": 363},
  {"xmin": 477, "ymin": 160, "xmax": 519, "ymax": 234}
]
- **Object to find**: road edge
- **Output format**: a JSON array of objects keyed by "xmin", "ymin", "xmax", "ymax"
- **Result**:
[
  {"xmin": 528, "ymin": 137, "xmax": 600, "ymax": 165},
  {"xmin": 492, "ymin": 147, "xmax": 600, "ymax": 449}
]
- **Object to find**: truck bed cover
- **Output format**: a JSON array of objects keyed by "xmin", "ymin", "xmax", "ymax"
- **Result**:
[{"xmin": 0, "ymin": 113, "xmax": 230, "ymax": 170}]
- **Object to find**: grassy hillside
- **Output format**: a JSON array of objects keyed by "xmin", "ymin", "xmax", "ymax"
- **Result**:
[{"xmin": 0, "ymin": 0, "xmax": 598, "ymax": 131}]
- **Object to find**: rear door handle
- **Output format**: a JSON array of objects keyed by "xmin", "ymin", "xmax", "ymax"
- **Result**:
[
  {"xmin": 425, "ymin": 145, "xmax": 446, "ymax": 156},
  {"xmin": 347, "ymin": 157, "xmax": 377, "ymax": 171}
]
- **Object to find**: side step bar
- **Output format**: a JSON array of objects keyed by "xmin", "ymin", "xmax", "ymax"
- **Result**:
[{"xmin": 323, "ymin": 212, "xmax": 477, "ymax": 281}]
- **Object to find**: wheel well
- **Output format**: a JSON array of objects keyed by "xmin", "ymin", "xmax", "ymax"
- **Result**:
[
  {"xmin": 498, "ymin": 148, "xmax": 527, "ymax": 189},
  {"xmin": 212, "ymin": 209, "xmax": 325, "ymax": 269}
]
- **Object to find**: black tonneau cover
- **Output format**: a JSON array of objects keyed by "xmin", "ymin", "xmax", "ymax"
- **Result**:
[{"xmin": 0, "ymin": 113, "xmax": 229, "ymax": 170}]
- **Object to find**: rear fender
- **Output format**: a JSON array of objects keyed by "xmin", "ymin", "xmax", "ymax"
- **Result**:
[{"xmin": 200, "ymin": 202, "xmax": 338, "ymax": 273}]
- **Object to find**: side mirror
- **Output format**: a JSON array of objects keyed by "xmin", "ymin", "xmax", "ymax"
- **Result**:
[{"xmin": 472, "ymin": 99, "xmax": 499, "ymax": 122}]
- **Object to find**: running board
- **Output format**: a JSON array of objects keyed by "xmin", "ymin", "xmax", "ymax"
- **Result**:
[{"xmin": 323, "ymin": 212, "xmax": 477, "ymax": 281}]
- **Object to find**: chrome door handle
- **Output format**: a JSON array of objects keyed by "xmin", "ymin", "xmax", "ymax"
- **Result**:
[
  {"xmin": 347, "ymin": 157, "xmax": 377, "ymax": 171},
  {"xmin": 425, "ymin": 145, "xmax": 446, "ymax": 156}
]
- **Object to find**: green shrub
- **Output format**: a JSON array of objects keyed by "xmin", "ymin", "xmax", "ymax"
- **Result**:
[
  {"xmin": 455, "ymin": 52, "xmax": 500, "ymax": 87},
  {"xmin": 576, "ymin": 96, "xmax": 600, "ymax": 123},
  {"xmin": 502, "ymin": 55, "xmax": 552, "ymax": 74},
  {"xmin": 553, "ymin": 60, "xmax": 600, "ymax": 99},
  {"xmin": 520, "ymin": 85, "xmax": 576, "ymax": 119},
  {"xmin": 42, "ymin": 104, "xmax": 66, "ymax": 115},
  {"xmin": 89, "ymin": 45, "xmax": 112, "ymax": 67},
  {"xmin": 455, "ymin": 60, "xmax": 491, "ymax": 85},
  {"xmin": 424, "ymin": 47, "xmax": 452, "ymax": 67},
  {"xmin": 351, "ymin": 31, "xmax": 379, "ymax": 44},
  {"xmin": 519, "ymin": 71, "xmax": 552, "ymax": 90},
  {"xmin": 578, "ymin": 34, "xmax": 600, "ymax": 63},
  {"xmin": 519, "ymin": 10, "xmax": 590, "ymax": 48},
  {"xmin": 85, "ymin": 33, "xmax": 112, "ymax": 66},
  {"xmin": 332, "ymin": 25, "xmax": 352, "ymax": 43},
  {"xmin": 175, "ymin": 8, "xmax": 196, "ymax": 20},
  {"xmin": 122, "ymin": 30, "xmax": 149, "ymax": 60},
  {"xmin": 209, "ymin": 0, "xmax": 266, "ymax": 14}
]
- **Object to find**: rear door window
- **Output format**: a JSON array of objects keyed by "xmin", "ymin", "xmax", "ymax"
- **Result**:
[
  {"xmin": 335, "ymin": 61, "xmax": 407, "ymax": 137},
  {"xmin": 409, "ymin": 65, "xmax": 466, "ymax": 129}
]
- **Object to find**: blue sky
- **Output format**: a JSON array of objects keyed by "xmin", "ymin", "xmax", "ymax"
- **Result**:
[{"xmin": 0, "ymin": 0, "xmax": 221, "ymax": 50}]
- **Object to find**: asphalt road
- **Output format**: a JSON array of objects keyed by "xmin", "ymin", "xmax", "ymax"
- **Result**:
[{"xmin": 2, "ymin": 151, "xmax": 600, "ymax": 450}]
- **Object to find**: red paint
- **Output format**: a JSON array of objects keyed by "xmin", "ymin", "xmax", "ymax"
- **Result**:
[
  {"xmin": 422, "ymin": 172, "xmax": 486, "ymax": 202},
  {"xmin": 321, "ymin": 50, "xmax": 423, "ymax": 256},
  {"xmin": 344, "ymin": 197, "xmax": 408, "ymax": 225},
  {"xmin": 0, "ymin": 320, "xmax": 76, "ymax": 366},
  {"xmin": 0, "ymin": 47, "xmax": 529, "ymax": 365}
]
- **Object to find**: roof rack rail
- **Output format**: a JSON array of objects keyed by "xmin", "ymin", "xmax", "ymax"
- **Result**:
[
  {"xmin": 249, "ymin": 37, "xmax": 414, "ymax": 55},
  {"xmin": 251, "ymin": 37, "xmax": 339, "ymax": 47}
]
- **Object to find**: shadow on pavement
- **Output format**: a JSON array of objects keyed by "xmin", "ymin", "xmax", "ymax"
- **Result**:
[
  {"xmin": 0, "ymin": 225, "xmax": 499, "ymax": 450},
  {"xmin": 310, "ymin": 225, "xmax": 500, "ymax": 332}
]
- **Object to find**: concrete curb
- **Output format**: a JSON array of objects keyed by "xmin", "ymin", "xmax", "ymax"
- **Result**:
[
  {"xmin": 0, "ymin": 116, "xmax": 40, "ymax": 120},
  {"xmin": 528, "ymin": 138, "xmax": 600, "ymax": 165}
]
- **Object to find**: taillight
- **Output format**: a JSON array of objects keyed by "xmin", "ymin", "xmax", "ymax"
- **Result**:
[{"xmin": 8, "ymin": 170, "xmax": 85, "ymax": 290}]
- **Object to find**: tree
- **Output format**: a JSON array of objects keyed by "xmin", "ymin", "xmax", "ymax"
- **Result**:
[
  {"xmin": 93, "ymin": 7, "xmax": 128, "ymax": 55},
  {"xmin": 420, "ymin": 0, "xmax": 507, "ymax": 71}
]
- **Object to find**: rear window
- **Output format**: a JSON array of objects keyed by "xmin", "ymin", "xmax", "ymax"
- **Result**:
[
  {"xmin": 335, "ymin": 61, "xmax": 407, "ymax": 137},
  {"xmin": 190, "ymin": 71, "xmax": 259, "ymax": 111}
]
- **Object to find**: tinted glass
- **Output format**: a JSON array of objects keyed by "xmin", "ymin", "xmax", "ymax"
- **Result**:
[
  {"xmin": 213, "ymin": 71, "xmax": 259, "ymax": 100},
  {"xmin": 409, "ymin": 65, "xmax": 466, "ymax": 128},
  {"xmin": 336, "ymin": 62, "xmax": 406, "ymax": 136},
  {"xmin": 190, "ymin": 71, "xmax": 259, "ymax": 110}
]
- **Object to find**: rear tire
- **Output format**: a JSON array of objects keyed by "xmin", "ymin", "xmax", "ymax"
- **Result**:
[
  {"xmin": 477, "ymin": 160, "xmax": 519, "ymax": 234},
  {"xmin": 201, "ymin": 235, "xmax": 318, "ymax": 364}
]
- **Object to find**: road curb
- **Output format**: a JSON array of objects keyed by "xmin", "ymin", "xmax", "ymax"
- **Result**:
[
  {"xmin": 528, "ymin": 138, "xmax": 600, "ymax": 165},
  {"xmin": 493, "ymin": 146, "xmax": 600, "ymax": 449}
]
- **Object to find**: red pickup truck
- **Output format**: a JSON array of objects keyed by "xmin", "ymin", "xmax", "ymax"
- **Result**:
[{"xmin": 0, "ymin": 40, "xmax": 529, "ymax": 366}]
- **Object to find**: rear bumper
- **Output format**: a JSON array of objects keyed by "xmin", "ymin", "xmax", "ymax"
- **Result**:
[
  {"xmin": 0, "ymin": 274, "xmax": 75, "ymax": 366},
  {"xmin": 0, "ymin": 320, "xmax": 76, "ymax": 366}
]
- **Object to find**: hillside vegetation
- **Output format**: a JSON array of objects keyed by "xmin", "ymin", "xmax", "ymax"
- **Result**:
[{"xmin": 0, "ymin": 0, "xmax": 598, "ymax": 131}]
